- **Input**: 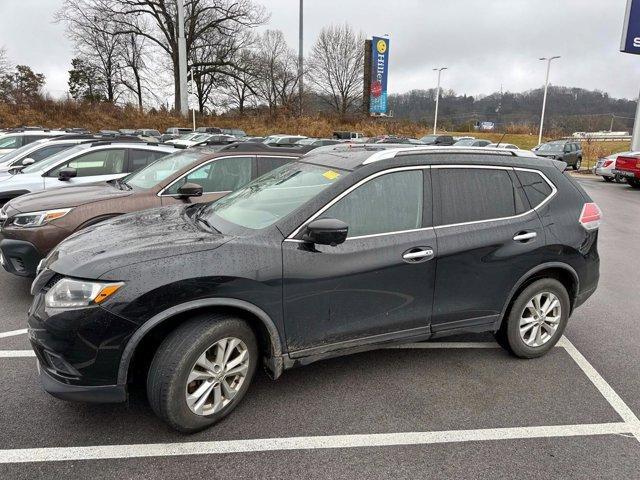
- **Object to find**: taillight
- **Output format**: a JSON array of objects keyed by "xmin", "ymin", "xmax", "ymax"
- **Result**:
[
  {"xmin": 579, "ymin": 203, "xmax": 602, "ymax": 231},
  {"xmin": 603, "ymin": 160, "xmax": 613, "ymax": 168}
]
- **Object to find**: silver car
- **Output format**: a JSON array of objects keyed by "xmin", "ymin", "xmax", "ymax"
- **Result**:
[
  {"xmin": 594, "ymin": 151, "xmax": 637, "ymax": 183},
  {"xmin": 0, "ymin": 141, "xmax": 177, "ymax": 204}
]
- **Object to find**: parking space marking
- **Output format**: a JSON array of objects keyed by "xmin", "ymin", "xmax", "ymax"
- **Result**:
[
  {"xmin": 0, "ymin": 422, "xmax": 631, "ymax": 464},
  {"xmin": 558, "ymin": 336, "xmax": 640, "ymax": 442},
  {"xmin": 0, "ymin": 350, "xmax": 35, "ymax": 358},
  {"xmin": 0, "ymin": 328, "xmax": 27, "ymax": 338}
]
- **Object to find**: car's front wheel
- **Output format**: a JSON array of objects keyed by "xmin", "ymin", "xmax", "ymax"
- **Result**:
[
  {"xmin": 495, "ymin": 278, "xmax": 569, "ymax": 358},
  {"xmin": 147, "ymin": 314, "xmax": 258, "ymax": 433},
  {"xmin": 573, "ymin": 158, "xmax": 582, "ymax": 171}
]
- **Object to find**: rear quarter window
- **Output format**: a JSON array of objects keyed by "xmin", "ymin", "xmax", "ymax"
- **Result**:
[{"xmin": 514, "ymin": 170, "xmax": 554, "ymax": 208}]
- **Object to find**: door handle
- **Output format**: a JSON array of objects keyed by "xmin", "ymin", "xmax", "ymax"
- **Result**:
[
  {"xmin": 402, "ymin": 247, "xmax": 435, "ymax": 263},
  {"xmin": 513, "ymin": 231, "xmax": 537, "ymax": 242}
]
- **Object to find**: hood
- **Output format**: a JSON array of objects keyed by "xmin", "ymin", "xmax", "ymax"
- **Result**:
[
  {"xmin": 6, "ymin": 182, "xmax": 133, "ymax": 213},
  {"xmin": 536, "ymin": 151, "xmax": 562, "ymax": 158},
  {"xmin": 43, "ymin": 204, "xmax": 234, "ymax": 279}
]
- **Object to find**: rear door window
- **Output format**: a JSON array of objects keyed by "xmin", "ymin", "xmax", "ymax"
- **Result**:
[
  {"xmin": 436, "ymin": 168, "xmax": 526, "ymax": 225},
  {"xmin": 322, "ymin": 170, "xmax": 424, "ymax": 238},
  {"xmin": 257, "ymin": 156, "xmax": 295, "ymax": 177}
]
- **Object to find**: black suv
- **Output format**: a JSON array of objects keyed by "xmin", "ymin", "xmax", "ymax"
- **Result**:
[
  {"xmin": 28, "ymin": 145, "xmax": 600, "ymax": 432},
  {"xmin": 535, "ymin": 140, "xmax": 583, "ymax": 170}
]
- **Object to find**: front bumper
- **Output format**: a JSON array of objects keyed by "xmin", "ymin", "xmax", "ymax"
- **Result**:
[
  {"xmin": 0, "ymin": 238, "xmax": 42, "ymax": 276},
  {"xmin": 37, "ymin": 361, "xmax": 127, "ymax": 403}
]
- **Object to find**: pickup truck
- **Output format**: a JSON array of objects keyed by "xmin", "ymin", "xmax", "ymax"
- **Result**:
[{"xmin": 613, "ymin": 155, "xmax": 640, "ymax": 188}]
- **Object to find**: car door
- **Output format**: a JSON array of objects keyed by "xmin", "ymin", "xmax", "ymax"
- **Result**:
[
  {"xmin": 282, "ymin": 167, "xmax": 437, "ymax": 355},
  {"xmin": 42, "ymin": 148, "xmax": 128, "ymax": 189},
  {"xmin": 160, "ymin": 155, "xmax": 254, "ymax": 206},
  {"xmin": 430, "ymin": 165, "xmax": 546, "ymax": 334}
]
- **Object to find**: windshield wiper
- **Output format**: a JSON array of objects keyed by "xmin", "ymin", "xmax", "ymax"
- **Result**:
[{"xmin": 194, "ymin": 206, "xmax": 220, "ymax": 233}]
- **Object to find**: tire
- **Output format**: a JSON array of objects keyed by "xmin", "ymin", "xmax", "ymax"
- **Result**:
[
  {"xmin": 147, "ymin": 314, "xmax": 258, "ymax": 433},
  {"xmin": 572, "ymin": 158, "xmax": 581, "ymax": 171},
  {"xmin": 495, "ymin": 278, "xmax": 570, "ymax": 359},
  {"xmin": 629, "ymin": 178, "xmax": 640, "ymax": 189},
  {"xmin": 614, "ymin": 174, "xmax": 626, "ymax": 184},
  {"xmin": 603, "ymin": 176, "xmax": 613, "ymax": 182}
]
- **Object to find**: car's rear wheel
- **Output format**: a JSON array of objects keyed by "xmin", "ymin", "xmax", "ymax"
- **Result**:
[
  {"xmin": 573, "ymin": 158, "xmax": 582, "ymax": 171},
  {"xmin": 495, "ymin": 278, "xmax": 569, "ymax": 358},
  {"xmin": 147, "ymin": 314, "xmax": 258, "ymax": 433},
  {"xmin": 629, "ymin": 178, "xmax": 640, "ymax": 189},
  {"xmin": 603, "ymin": 176, "xmax": 613, "ymax": 182},
  {"xmin": 614, "ymin": 174, "xmax": 626, "ymax": 184}
]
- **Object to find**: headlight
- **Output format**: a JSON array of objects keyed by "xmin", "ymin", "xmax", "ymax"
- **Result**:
[
  {"xmin": 11, "ymin": 208, "xmax": 72, "ymax": 228},
  {"xmin": 45, "ymin": 278, "xmax": 124, "ymax": 308}
]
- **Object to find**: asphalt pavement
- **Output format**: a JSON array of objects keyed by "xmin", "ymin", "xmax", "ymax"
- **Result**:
[{"xmin": 0, "ymin": 175, "xmax": 638, "ymax": 479}]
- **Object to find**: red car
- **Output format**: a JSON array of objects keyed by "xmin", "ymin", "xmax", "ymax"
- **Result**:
[{"xmin": 613, "ymin": 155, "xmax": 640, "ymax": 188}]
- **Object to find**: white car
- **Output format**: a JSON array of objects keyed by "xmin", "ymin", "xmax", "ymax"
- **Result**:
[
  {"xmin": 594, "ymin": 151, "xmax": 638, "ymax": 183},
  {"xmin": 0, "ymin": 137, "xmax": 94, "ymax": 173},
  {"xmin": 263, "ymin": 135, "xmax": 307, "ymax": 145},
  {"xmin": 0, "ymin": 130, "xmax": 68, "ymax": 158},
  {"xmin": 165, "ymin": 133, "xmax": 213, "ymax": 147},
  {"xmin": 0, "ymin": 141, "xmax": 176, "ymax": 204},
  {"xmin": 487, "ymin": 142, "xmax": 520, "ymax": 150}
]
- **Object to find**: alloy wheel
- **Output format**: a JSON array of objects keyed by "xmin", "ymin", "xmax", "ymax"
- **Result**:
[
  {"xmin": 185, "ymin": 337, "xmax": 250, "ymax": 416},
  {"xmin": 518, "ymin": 292, "xmax": 561, "ymax": 347}
]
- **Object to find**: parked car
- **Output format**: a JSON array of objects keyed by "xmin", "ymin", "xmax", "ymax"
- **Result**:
[
  {"xmin": 27, "ymin": 144, "xmax": 599, "ymax": 432},
  {"xmin": 453, "ymin": 138, "xmax": 492, "ymax": 147},
  {"xmin": 161, "ymin": 127, "xmax": 193, "ymax": 143},
  {"xmin": 487, "ymin": 143, "xmax": 520, "ymax": 150},
  {"xmin": 97, "ymin": 130, "xmax": 121, "ymax": 137},
  {"xmin": 333, "ymin": 131, "xmax": 364, "ymax": 140},
  {"xmin": 119, "ymin": 129, "xmax": 137, "ymax": 136},
  {"xmin": 0, "ymin": 146, "xmax": 302, "ymax": 277},
  {"xmin": 165, "ymin": 133, "xmax": 213, "ymax": 147},
  {"xmin": 418, "ymin": 134, "xmax": 455, "ymax": 145},
  {"xmin": 263, "ymin": 135, "xmax": 308, "ymax": 145},
  {"xmin": 612, "ymin": 154, "xmax": 640, "ymax": 188},
  {"xmin": 296, "ymin": 138, "xmax": 342, "ymax": 148},
  {"xmin": 196, "ymin": 127, "xmax": 223, "ymax": 134},
  {"xmin": 0, "ymin": 136, "xmax": 95, "ymax": 172},
  {"xmin": 535, "ymin": 140, "xmax": 583, "ymax": 170},
  {"xmin": 0, "ymin": 129, "xmax": 68, "ymax": 158},
  {"xmin": 0, "ymin": 141, "xmax": 176, "ymax": 205},
  {"xmin": 376, "ymin": 137, "xmax": 424, "ymax": 145},
  {"xmin": 594, "ymin": 151, "xmax": 635, "ymax": 183},
  {"xmin": 221, "ymin": 128, "xmax": 247, "ymax": 138},
  {"xmin": 134, "ymin": 129, "xmax": 162, "ymax": 140}
]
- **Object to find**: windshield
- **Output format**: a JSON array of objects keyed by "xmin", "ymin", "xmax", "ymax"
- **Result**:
[
  {"xmin": 419, "ymin": 135, "xmax": 437, "ymax": 142},
  {"xmin": 454, "ymin": 139, "xmax": 475, "ymax": 146},
  {"xmin": 538, "ymin": 143, "xmax": 564, "ymax": 152},
  {"xmin": 125, "ymin": 150, "xmax": 203, "ymax": 189},
  {"xmin": 201, "ymin": 162, "xmax": 345, "ymax": 231},
  {"xmin": 21, "ymin": 144, "xmax": 88, "ymax": 173}
]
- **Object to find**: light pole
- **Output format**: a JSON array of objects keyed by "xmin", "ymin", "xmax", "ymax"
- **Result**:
[
  {"xmin": 433, "ymin": 67, "xmax": 447, "ymax": 134},
  {"xmin": 298, "ymin": 0, "xmax": 304, "ymax": 116},
  {"xmin": 538, "ymin": 56, "xmax": 560, "ymax": 145},
  {"xmin": 177, "ymin": 0, "xmax": 189, "ymax": 116}
]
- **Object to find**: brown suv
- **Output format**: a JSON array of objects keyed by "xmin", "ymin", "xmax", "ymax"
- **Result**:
[{"xmin": 0, "ymin": 144, "xmax": 303, "ymax": 276}]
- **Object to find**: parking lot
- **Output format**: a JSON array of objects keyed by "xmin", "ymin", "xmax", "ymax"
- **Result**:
[{"xmin": 0, "ymin": 174, "xmax": 638, "ymax": 479}]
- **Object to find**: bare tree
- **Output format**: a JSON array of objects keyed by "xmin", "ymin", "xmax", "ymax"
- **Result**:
[
  {"xmin": 102, "ymin": 0, "xmax": 267, "ymax": 113},
  {"xmin": 219, "ymin": 49, "xmax": 259, "ymax": 115},
  {"xmin": 307, "ymin": 24, "xmax": 364, "ymax": 118},
  {"xmin": 119, "ymin": 33, "xmax": 149, "ymax": 110},
  {"xmin": 254, "ymin": 30, "xmax": 300, "ymax": 116},
  {"xmin": 56, "ymin": 0, "xmax": 124, "ymax": 103}
]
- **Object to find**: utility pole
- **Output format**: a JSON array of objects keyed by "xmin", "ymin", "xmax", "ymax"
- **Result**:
[
  {"xmin": 298, "ymin": 0, "xmax": 304, "ymax": 116},
  {"xmin": 177, "ymin": 0, "xmax": 189, "ymax": 116},
  {"xmin": 191, "ymin": 69, "xmax": 196, "ymax": 131},
  {"xmin": 538, "ymin": 56, "xmax": 560, "ymax": 145},
  {"xmin": 433, "ymin": 67, "xmax": 447, "ymax": 135}
]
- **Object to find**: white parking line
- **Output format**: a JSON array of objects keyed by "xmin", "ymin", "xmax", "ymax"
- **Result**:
[
  {"xmin": 0, "ymin": 422, "xmax": 631, "ymax": 464},
  {"xmin": 0, "ymin": 328, "xmax": 27, "ymax": 339},
  {"xmin": 0, "ymin": 350, "xmax": 35, "ymax": 358},
  {"xmin": 558, "ymin": 336, "xmax": 640, "ymax": 442}
]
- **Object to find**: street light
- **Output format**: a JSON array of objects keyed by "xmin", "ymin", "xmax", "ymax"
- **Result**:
[
  {"xmin": 538, "ymin": 56, "xmax": 560, "ymax": 145},
  {"xmin": 433, "ymin": 67, "xmax": 448, "ymax": 135}
]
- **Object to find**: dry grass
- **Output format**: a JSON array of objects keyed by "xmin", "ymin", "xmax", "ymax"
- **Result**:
[{"xmin": 0, "ymin": 100, "xmax": 630, "ymax": 169}]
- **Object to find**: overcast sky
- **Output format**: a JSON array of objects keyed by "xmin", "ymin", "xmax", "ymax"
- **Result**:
[{"xmin": 1, "ymin": 0, "xmax": 639, "ymax": 100}]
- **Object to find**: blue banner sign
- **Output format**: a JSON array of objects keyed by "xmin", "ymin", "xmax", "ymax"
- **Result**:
[
  {"xmin": 369, "ymin": 36, "xmax": 390, "ymax": 115},
  {"xmin": 621, "ymin": 0, "xmax": 640, "ymax": 54}
]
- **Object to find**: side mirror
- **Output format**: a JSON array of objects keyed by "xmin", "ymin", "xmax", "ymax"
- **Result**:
[
  {"xmin": 58, "ymin": 167, "xmax": 77, "ymax": 181},
  {"xmin": 302, "ymin": 218, "xmax": 348, "ymax": 246},
  {"xmin": 177, "ymin": 182, "xmax": 203, "ymax": 197},
  {"xmin": 21, "ymin": 158, "xmax": 35, "ymax": 166}
]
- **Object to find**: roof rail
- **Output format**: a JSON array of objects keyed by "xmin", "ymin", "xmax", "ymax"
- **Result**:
[
  {"xmin": 362, "ymin": 146, "xmax": 538, "ymax": 165},
  {"xmin": 89, "ymin": 137, "xmax": 146, "ymax": 147},
  {"xmin": 219, "ymin": 141, "xmax": 313, "ymax": 153}
]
